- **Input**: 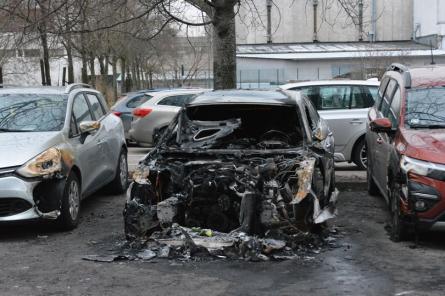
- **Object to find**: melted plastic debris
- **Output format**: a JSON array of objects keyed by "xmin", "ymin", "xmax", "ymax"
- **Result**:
[{"xmin": 83, "ymin": 224, "xmax": 341, "ymax": 263}]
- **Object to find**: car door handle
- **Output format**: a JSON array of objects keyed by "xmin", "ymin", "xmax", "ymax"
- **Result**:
[
  {"xmin": 377, "ymin": 137, "xmax": 383, "ymax": 144},
  {"xmin": 349, "ymin": 119, "xmax": 364, "ymax": 125}
]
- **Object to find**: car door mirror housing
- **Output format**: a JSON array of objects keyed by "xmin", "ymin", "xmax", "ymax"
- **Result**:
[
  {"xmin": 79, "ymin": 120, "xmax": 101, "ymax": 135},
  {"xmin": 370, "ymin": 118, "xmax": 392, "ymax": 133},
  {"xmin": 312, "ymin": 119, "xmax": 330, "ymax": 142}
]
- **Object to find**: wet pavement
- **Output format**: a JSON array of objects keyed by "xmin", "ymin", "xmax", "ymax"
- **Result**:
[{"xmin": 0, "ymin": 167, "xmax": 444, "ymax": 295}]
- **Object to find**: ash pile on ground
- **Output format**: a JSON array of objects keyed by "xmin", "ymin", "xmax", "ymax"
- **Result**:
[{"xmin": 82, "ymin": 224, "xmax": 341, "ymax": 263}]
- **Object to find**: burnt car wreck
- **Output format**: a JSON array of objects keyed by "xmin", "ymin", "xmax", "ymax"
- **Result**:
[{"xmin": 124, "ymin": 90, "xmax": 338, "ymax": 260}]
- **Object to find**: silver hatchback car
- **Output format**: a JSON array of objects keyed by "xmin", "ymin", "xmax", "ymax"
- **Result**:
[
  {"xmin": 0, "ymin": 84, "xmax": 128, "ymax": 229},
  {"xmin": 129, "ymin": 89, "xmax": 209, "ymax": 146},
  {"xmin": 281, "ymin": 80, "xmax": 379, "ymax": 169}
]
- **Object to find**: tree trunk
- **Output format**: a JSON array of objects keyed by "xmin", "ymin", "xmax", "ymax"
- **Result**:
[
  {"xmin": 66, "ymin": 40, "xmax": 74, "ymax": 84},
  {"xmin": 120, "ymin": 57, "xmax": 126, "ymax": 93},
  {"xmin": 89, "ymin": 54, "xmax": 96, "ymax": 86},
  {"xmin": 105, "ymin": 56, "xmax": 109, "ymax": 75},
  {"xmin": 212, "ymin": 3, "xmax": 236, "ymax": 89},
  {"xmin": 112, "ymin": 56, "xmax": 118, "ymax": 103},
  {"xmin": 39, "ymin": 29, "xmax": 51, "ymax": 86},
  {"xmin": 148, "ymin": 70, "xmax": 153, "ymax": 88},
  {"xmin": 81, "ymin": 52, "xmax": 88, "ymax": 83},
  {"xmin": 98, "ymin": 56, "xmax": 106, "ymax": 75},
  {"xmin": 38, "ymin": 0, "xmax": 51, "ymax": 86},
  {"xmin": 131, "ymin": 65, "xmax": 137, "ymax": 90}
]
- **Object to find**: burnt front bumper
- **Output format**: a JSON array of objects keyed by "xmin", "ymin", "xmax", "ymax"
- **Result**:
[{"xmin": 0, "ymin": 174, "xmax": 65, "ymax": 222}]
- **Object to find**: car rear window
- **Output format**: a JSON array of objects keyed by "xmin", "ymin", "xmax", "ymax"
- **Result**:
[
  {"xmin": 0, "ymin": 94, "xmax": 67, "ymax": 132},
  {"xmin": 126, "ymin": 94, "xmax": 153, "ymax": 108},
  {"xmin": 158, "ymin": 94, "xmax": 196, "ymax": 107}
]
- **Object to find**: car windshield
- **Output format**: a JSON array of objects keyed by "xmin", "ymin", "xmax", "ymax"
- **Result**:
[
  {"xmin": 0, "ymin": 94, "xmax": 67, "ymax": 132},
  {"xmin": 405, "ymin": 87, "xmax": 445, "ymax": 128}
]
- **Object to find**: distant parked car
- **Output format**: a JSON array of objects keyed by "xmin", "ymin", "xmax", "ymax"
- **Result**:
[
  {"xmin": 280, "ymin": 80, "xmax": 379, "ymax": 169},
  {"xmin": 129, "ymin": 89, "xmax": 210, "ymax": 146},
  {"xmin": 0, "ymin": 84, "xmax": 128, "ymax": 230},
  {"xmin": 367, "ymin": 64, "xmax": 445, "ymax": 241},
  {"xmin": 111, "ymin": 90, "xmax": 163, "ymax": 142}
]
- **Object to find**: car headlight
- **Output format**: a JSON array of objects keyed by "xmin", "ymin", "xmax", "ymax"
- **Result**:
[
  {"xmin": 17, "ymin": 147, "xmax": 62, "ymax": 178},
  {"xmin": 400, "ymin": 155, "xmax": 445, "ymax": 180}
]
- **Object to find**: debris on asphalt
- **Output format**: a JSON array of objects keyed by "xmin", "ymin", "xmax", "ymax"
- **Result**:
[{"xmin": 84, "ymin": 223, "xmax": 340, "ymax": 263}]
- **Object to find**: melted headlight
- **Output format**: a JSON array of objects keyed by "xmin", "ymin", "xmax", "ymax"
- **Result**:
[{"xmin": 17, "ymin": 147, "xmax": 62, "ymax": 178}]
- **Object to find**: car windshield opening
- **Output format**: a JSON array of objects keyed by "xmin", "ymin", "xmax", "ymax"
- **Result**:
[
  {"xmin": 172, "ymin": 104, "xmax": 304, "ymax": 150},
  {"xmin": 0, "ymin": 94, "xmax": 67, "ymax": 132}
]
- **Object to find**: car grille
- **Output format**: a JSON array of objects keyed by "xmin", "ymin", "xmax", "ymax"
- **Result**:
[{"xmin": 0, "ymin": 198, "xmax": 32, "ymax": 217}]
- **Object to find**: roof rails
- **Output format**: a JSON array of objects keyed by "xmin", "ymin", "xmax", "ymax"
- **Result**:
[
  {"xmin": 387, "ymin": 63, "xmax": 412, "ymax": 89},
  {"xmin": 65, "ymin": 83, "xmax": 92, "ymax": 93}
]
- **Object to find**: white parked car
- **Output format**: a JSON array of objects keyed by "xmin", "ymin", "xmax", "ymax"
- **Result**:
[
  {"xmin": 129, "ymin": 89, "xmax": 210, "ymax": 146},
  {"xmin": 280, "ymin": 80, "xmax": 379, "ymax": 169}
]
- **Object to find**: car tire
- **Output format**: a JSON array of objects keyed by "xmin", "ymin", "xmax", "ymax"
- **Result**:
[
  {"xmin": 367, "ymin": 153, "xmax": 380, "ymax": 196},
  {"xmin": 57, "ymin": 173, "xmax": 81, "ymax": 230},
  {"xmin": 109, "ymin": 149, "xmax": 129, "ymax": 194},
  {"xmin": 352, "ymin": 138, "xmax": 367, "ymax": 170},
  {"xmin": 389, "ymin": 181, "xmax": 409, "ymax": 242}
]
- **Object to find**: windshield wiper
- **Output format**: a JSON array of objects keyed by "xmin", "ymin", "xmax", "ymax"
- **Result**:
[{"xmin": 0, "ymin": 128, "xmax": 32, "ymax": 132}]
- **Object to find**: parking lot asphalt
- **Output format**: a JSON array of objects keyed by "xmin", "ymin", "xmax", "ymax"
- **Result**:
[
  {"xmin": 1, "ymin": 157, "xmax": 444, "ymax": 296},
  {"xmin": 128, "ymin": 147, "xmax": 151, "ymax": 171}
]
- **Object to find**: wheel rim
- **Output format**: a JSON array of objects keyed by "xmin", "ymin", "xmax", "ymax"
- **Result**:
[
  {"xmin": 119, "ymin": 154, "xmax": 128, "ymax": 188},
  {"xmin": 360, "ymin": 144, "xmax": 368, "ymax": 168},
  {"xmin": 68, "ymin": 180, "xmax": 80, "ymax": 220}
]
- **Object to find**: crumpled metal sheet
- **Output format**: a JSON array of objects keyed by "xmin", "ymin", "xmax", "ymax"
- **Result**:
[
  {"xmin": 313, "ymin": 188, "xmax": 339, "ymax": 224},
  {"xmin": 292, "ymin": 158, "xmax": 316, "ymax": 204}
]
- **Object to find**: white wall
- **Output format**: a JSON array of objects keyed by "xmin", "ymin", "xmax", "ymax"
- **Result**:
[
  {"xmin": 414, "ymin": 0, "xmax": 445, "ymax": 48},
  {"xmin": 236, "ymin": 0, "xmax": 413, "ymax": 44}
]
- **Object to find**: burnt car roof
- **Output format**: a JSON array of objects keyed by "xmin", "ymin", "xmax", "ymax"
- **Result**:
[{"xmin": 187, "ymin": 90, "xmax": 298, "ymax": 106}]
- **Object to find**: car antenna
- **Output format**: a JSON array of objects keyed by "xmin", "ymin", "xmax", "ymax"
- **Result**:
[{"xmin": 430, "ymin": 40, "xmax": 436, "ymax": 65}]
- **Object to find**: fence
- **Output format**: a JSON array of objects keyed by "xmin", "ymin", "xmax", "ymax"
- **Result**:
[{"xmin": 237, "ymin": 69, "xmax": 285, "ymax": 89}]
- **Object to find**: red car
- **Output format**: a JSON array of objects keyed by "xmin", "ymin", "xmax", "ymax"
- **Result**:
[{"xmin": 366, "ymin": 63, "xmax": 445, "ymax": 241}]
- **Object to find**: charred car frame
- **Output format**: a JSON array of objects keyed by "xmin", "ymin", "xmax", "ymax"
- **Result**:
[{"xmin": 125, "ymin": 90, "xmax": 337, "ymax": 240}]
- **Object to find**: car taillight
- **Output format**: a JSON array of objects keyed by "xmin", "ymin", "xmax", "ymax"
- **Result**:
[
  {"xmin": 133, "ymin": 108, "xmax": 152, "ymax": 118},
  {"xmin": 112, "ymin": 111, "xmax": 122, "ymax": 117}
]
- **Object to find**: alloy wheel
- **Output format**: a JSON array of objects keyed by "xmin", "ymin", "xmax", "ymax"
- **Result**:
[{"xmin": 68, "ymin": 180, "xmax": 80, "ymax": 220}]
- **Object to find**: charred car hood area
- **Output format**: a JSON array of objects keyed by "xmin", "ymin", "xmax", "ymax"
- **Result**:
[{"xmin": 123, "ymin": 100, "xmax": 338, "ymax": 261}]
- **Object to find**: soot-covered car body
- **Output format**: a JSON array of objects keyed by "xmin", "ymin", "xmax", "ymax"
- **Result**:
[{"xmin": 125, "ymin": 90, "xmax": 337, "ymax": 239}]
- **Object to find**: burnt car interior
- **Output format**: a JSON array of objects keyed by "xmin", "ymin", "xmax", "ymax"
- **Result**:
[{"xmin": 167, "ymin": 104, "xmax": 304, "ymax": 150}]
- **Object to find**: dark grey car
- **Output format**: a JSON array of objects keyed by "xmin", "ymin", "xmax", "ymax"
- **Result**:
[{"xmin": 124, "ymin": 90, "xmax": 337, "ymax": 240}]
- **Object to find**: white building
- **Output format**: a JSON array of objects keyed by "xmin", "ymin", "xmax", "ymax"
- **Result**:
[
  {"xmin": 235, "ymin": 0, "xmax": 445, "ymax": 86},
  {"xmin": 413, "ymin": 0, "xmax": 445, "ymax": 49}
]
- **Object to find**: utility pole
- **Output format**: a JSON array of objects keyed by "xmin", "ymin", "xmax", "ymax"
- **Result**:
[
  {"xmin": 266, "ymin": 0, "xmax": 272, "ymax": 44},
  {"xmin": 313, "ymin": 0, "xmax": 318, "ymax": 42},
  {"xmin": 358, "ymin": 0, "xmax": 364, "ymax": 41}
]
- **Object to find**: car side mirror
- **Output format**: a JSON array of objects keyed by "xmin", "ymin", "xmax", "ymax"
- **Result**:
[
  {"xmin": 312, "ymin": 119, "xmax": 330, "ymax": 142},
  {"xmin": 370, "ymin": 118, "xmax": 392, "ymax": 133},
  {"xmin": 79, "ymin": 120, "xmax": 101, "ymax": 135}
]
